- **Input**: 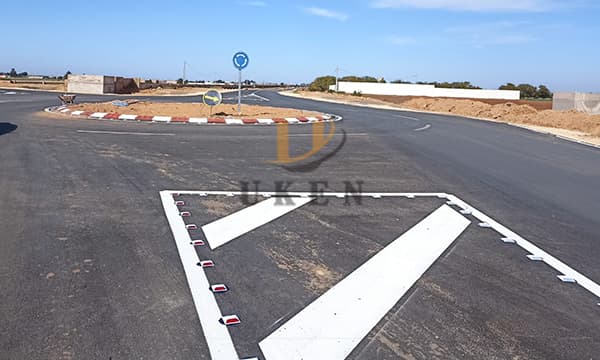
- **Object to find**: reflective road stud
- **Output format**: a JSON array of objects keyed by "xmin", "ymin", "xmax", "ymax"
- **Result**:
[
  {"xmin": 198, "ymin": 260, "xmax": 215, "ymax": 268},
  {"xmin": 558, "ymin": 275, "xmax": 577, "ymax": 283},
  {"xmin": 211, "ymin": 284, "xmax": 228, "ymax": 293},
  {"xmin": 186, "ymin": 224, "xmax": 198, "ymax": 230},
  {"xmin": 220, "ymin": 315, "xmax": 240, "ymax": 325},
  {"xmin": 191, "ymin": 240, "xmax": 205, "ymax": 246},
  {"xmin": 175, "ymin": 200, "xmax": 185, "ymax": 206},
  {"xmin": 180, "ymin": 211, "xmax": 191, "ymax": 217}
]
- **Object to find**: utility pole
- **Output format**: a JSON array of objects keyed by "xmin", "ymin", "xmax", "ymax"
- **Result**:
[
  {"xmin": 335, "ymin": 65, "xmax": 339, "ymax": 92},
  {"xmin": 183, "ymin": 61, "xmax": 187, "ymax": 82}
]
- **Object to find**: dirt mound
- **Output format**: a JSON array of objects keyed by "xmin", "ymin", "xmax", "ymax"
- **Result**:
[{"xmin": 68, "ymin": 101, "xmax": 321, "ymax": 118}]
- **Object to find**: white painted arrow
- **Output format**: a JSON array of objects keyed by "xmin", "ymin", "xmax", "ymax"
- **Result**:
[{"xmin": 259, "ymin": 204, "xmax": 470, "ymax": 360}]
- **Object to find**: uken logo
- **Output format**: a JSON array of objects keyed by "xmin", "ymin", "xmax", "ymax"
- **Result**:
[{"xmin": 270, "ymin": 122, "xmax": 346, "ymax": 172}]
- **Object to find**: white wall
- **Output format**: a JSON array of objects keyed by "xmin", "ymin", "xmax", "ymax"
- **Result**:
[{"xmin": 330, "ymin": 82, "xmax": 520, "ymax": 100}]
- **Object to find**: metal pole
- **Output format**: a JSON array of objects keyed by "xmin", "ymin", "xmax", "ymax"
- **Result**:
[
  {"xmin": 237, "ymin": 69, "xmax": 242, "ymax": 114},
  {"xmin": 335, "ymin": 65, "xmax": 339, "ymax": 92}
]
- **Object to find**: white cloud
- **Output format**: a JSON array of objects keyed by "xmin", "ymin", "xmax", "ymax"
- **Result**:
[
  {"xmin": 304, "ymin": 7, "xmax": 349, "ymax": 21},
  {"xmin": 371, "ymin": 0, "xmax": 564, "ymax": 12},
  {"xmin": 239, "ymin": 1, "xmax": 267, "ymax": 6},
  {"xmin": 387, "ymin": 36, "xmax": 416, "ymax": 45}
]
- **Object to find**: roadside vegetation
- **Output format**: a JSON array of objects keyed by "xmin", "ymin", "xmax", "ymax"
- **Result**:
[{"xmin": 309, "ymin": 75, "xmax": 553, "ymax": 100}]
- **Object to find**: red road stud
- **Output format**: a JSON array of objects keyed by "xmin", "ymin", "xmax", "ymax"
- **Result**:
[
  {"xmin": 174, "ymin": 200, "xmax": 185, "ymax": 206},
  {"xmin": 198, "ymin": 260, "xmax": 214, "ymax": 267},
  {"xmin": 211, "ymin": 284, "xmax": 228, "ymax": 293},
  {"xmin": 220, "ymin": 315, "xmax": 240, "ymax": 326},
  {"xmin": 180, "ymin": 211, "xmax": 191, "ymax": 217},
  {"xmin": 190, "ymin": 240, "xmax": 205, "ymax": 246},
  {"xmin": 186, "ymin": 224, "xmax": 198, "ymax": 230}
]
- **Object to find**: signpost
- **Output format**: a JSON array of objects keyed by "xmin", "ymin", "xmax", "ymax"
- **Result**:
[
  {"xmin": 203, "ymin": 89, "xmax": 222, "ymax": 116},
  {"xmin": 232, "ymin": 51, "xmax": 249, "ymax": 114}
]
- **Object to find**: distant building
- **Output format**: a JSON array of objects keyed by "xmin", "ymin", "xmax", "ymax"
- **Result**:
[{"xmin": 67, "ymin": 74, "xmax": 139, "ymax": 94}]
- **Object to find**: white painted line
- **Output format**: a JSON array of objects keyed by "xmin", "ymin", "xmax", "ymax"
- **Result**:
[
  {"xmin": 159, "ymin": 191, "xmax": 238, "ymax": 360},
  {"xmin": 60, "ymin": 108, "xmax": 71, "ymax": 113},
  {"xmin": 76, "ymin": 130, "xmax": 175, "ymax": 136},
  {"xmin": 152, "ymin": 115, "xmax": 172, "ymax": 122},
  {"xmin": 447, "ymin": 194, "xmax": 600, "ymax": 299},
  {"xmin": 202, "ymin": 197, "xmax": 314, "ymax": 249},
  {"xmin": 257, "ymin": 118, "xmax": 274, "ymax": 125},
  {"xmin": 225, "ymin": 119, "xmax": 244, "ymax": 125},
  {"xmin": 393, "ymin": 114, "xmax": 421, "ymax": 122},
  {"xmin": 90, "ymin": 112, "xmax": 108, "ymax": 119},
  {"xmin": 259, "ymin": 205, "xmax": 470, "ymax": 360},
  {"xmin": 70, "ymin": 110, "xmax": 84, "ymax": 116},
  {"xmin": 118, "ymin": 114, "xmax": 138, "ymax": 120},
  {"xmin": 189, "ymin": 117, "xmax": 208, "ymax": 124},
  {"xmin": 414, "ymin": 124, "xmax": 432, "ymax": 132}
]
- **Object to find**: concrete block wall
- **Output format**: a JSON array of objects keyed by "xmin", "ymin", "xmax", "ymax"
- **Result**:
[
  {"xmin": 67, "ymin": 75, "xmax": 110, "ymax": 94},
  {"xmin": 67, "ymin": 75, "xmax": 138, "ymax": 94},
  {"xmin": 329, "ymin": 82, "xmax": 520, "ymax": 100},
  {"xmin": 553, "ymin": 92, "xmax": 600, "ymax": 114}
]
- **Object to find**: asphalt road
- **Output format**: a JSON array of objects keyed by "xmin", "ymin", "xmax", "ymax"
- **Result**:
[{"xmin": 1, "ymin": 89, "xmax": 599, "ymax": 359}]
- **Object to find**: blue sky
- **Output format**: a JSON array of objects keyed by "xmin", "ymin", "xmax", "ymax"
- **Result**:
[{"xmin": 2, "ymin": 0, "xmax": 600, "ymax": 91}]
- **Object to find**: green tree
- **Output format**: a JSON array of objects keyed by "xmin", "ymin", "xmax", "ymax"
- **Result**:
[
  {"xmin": 64, "ymin": 70, "xmax": 72, "ymax": 79},
  {"xmin": 176, "ymin": 78, "xmax": 184, "ymax": 85},
  {"xmin": 9, "ymin": 68, "xmax": 17, "ymax": 77},
  {"xmin": 499, "ymin": 82, "xmax": 519, "ymax": 91},
  {"xmin": 340, "ymin": 75, "xmax": 379, "ymax": 83},
  {"xmin": 535, "ymin": 85, "xmax": 552, "ymax": 99},
  {"xmin": 517, "ymin": 83, "xmax": 537, "ymax": 99},
  {"xmin": 308, "ymin": 75, "xmax": 336, "ymax": 91}
]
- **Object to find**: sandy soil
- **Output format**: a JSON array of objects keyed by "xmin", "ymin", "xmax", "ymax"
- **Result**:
[
  {"xmin": 134, "ymin": 87, "xmax": 237, "ymax": 96},
  {"xmin": 367, "ymin": 94, "xmax": 552, "ymax": 111},
  {"xmin": 0, "ymin": 81, "xmax": 65, "ymax": 91},
  {"xmin": 68, "ymin": 101, "xmax": 322, "ymax": 118},
  {"xmin": 292, "ymin": 91, "xmax": 600, "ymax": 144}
]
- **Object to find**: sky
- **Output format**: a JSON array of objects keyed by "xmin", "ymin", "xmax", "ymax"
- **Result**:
[{"xmin": 2, "ymin": 0, "xmax": 600, "ymax": 91}]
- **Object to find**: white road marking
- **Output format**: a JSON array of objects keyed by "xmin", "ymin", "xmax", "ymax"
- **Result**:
[
  {"xmin": 152, "ymin": 116, "xmax": 172, "ymax": 122},
  {"xmin": 414, "ymin": 124, "xmax": 432, "ymax": 132},
  {"xmin": 159, "ymin": 191, "xmax": 239, "ymax": 360},
  {"xmin": 393, "ymin": 114, "xmax": 421, "ymax": 122},
  {"xmin": 447, "ymin": 195, "xmax": 600, "ymax": 298},
  {"xmin": 118, "ymin": 114, "xmax": 138, "ymax": 120},
  {"xmin": 202, "ymin": 197, "xmax": 314, "ymax": 249},
  {"xmin": 76, "ymin": 130, "xmax": 175, "ymax": 136},
  {"xmin": 189, "ymin": 117, "xmax": 208, "ymax": 124},
  {"xmin": 225, "ymin": 119, "xmax": 244, "ymax": 125},
  {"xmin": 259, "ymin": 204, "xmax": 470, "ymax": 360},
  {"xmin": 89, "ymin": 112, "xmax": 108, "ymax": 118}
]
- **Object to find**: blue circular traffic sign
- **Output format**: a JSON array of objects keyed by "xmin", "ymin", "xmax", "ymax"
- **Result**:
[{"xmin": 233, "ymin": 51, "xmax": 249, "ymax": 70}]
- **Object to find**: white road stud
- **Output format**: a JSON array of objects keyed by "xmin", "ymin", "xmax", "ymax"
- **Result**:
[
  {"xmin": 175, "ymin": 200, "xmax": 185, "ymax": 206},
  {"xmin": 191, "ymin": 240, "xmax": 205, "ymax": 246},
  {"xmin": 180, "ymin": 211, "xmax": 191, "ymax": 217},
  {"xmin": 186, "ymin": 224, "xmax": 198, "ymax": 230},
  {"xmin": 557, "ymin": 275, "xmax": 577, "ymax": 283}
]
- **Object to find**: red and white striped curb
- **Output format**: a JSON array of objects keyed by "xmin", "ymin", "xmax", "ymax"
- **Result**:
[{"xmin": 45, "ymin": 106, "xmax": 341, "ymax": 125}]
